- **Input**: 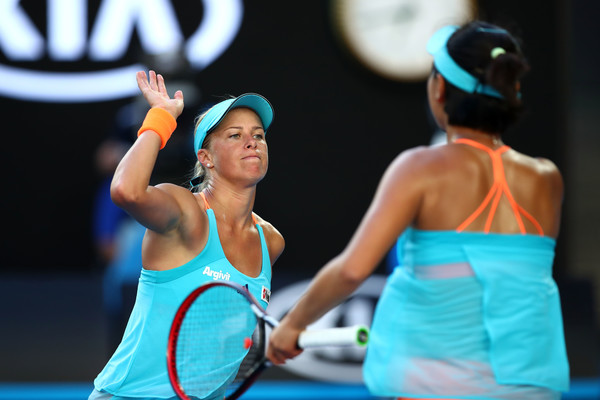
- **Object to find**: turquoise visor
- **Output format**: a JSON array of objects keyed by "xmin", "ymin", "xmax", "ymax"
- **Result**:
[
  {"xmin": 427, "ymin": 25, "xmax": 507, "ymax": 99},
  {"xmin": 194, "ymin": 93, "xmax": 274, "ymax": 156}
]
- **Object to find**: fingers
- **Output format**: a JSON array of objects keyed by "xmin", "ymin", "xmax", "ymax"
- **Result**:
[
  {"xmin": 267, "ymin": 346, "xmax": 302, "ymax": 365},
  {"xmin": 157, "ymin": 74, "xmax": 168, "ymax": 95},
  {"xmin": 266, "ymin": 349, "xmax": 286, "ymax": 365},
  {"xmin": 135, "ymin": 70, "xmax": 184, "ymax": 117},
  {"xmin": 136, "ymin": 71, "xmax": 149, "ymax": 91},
  {"xmin": 266, "ymin": 324, "xmax": 304, "ymax": 365},
  {"xmin": 136, "ymin": 70, "xmax": 177, "ymax": 97},
  {"xmin": 266, "ymin": 345, "xmax": 286, "ymax": 365},
  {"xmin": 148, "ymin": 70, "xmax": 158, "ymax": 92}
]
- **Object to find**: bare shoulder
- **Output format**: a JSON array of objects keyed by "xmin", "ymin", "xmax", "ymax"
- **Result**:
[
  {"xmin": 387, "ymin": 144, "xmax": 463, "ymax": 179},
  {"xmin": 388, "ymin": 145, "xmax": 434, "ymax": 172},
  {"xmin": 509, "ymin": 150, "xmax": 560, "ymax": 171},
  {"xmin": 396, "ymin": 144, "xmax": 561, "ymax": 180},
  {"xmin": 253, "ymin": 213, "xmax": 285, "ymax": 265},
  {"xmin": 391, "ymin": 145, "xmax": 443, "ymax": 164},
  {"xmin": 253, "ymin": 213, "xmax": 285, "ymax": 248},
  {"xmin": 375, "ymin": 144, "xmax": 456, "ymax": 210},
  {"xmin": 509, "ymin": 150, "xmax": 563, "ymax": 188}
]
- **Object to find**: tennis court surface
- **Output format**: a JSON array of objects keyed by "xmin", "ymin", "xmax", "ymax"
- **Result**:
[{"xmin": 0, "ymin": 380, "xmax": 598, "ymax": 400}]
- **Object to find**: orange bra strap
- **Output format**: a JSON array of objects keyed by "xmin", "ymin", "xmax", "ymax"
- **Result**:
[
  {"xmin": 517, "ymin": 204, "xmax": 545, "ymax": 236},
  {"xmin": 455, "ymin": 139, "xmax": 510, "ymax": 233},
  {"xmin": 199, "ymin": 192, "xmax": 211, "ymax": 209},
  {"xmin": 484, "ymin": 184, "xmax": 504, "ymax": 233},
  {"xmin": 492, "ymin": 147, "xmax": 543, "ymax": 235},
  {"xmin": 454, "ymin": 138, "xmax": 544, "ymax": 235},
  {"xmin": 500, "ymin": 182, "xmax": 527, "ymax": 233},
  {"xmin": 456, "ymin": 182, "xmax": 497, "ymax": 233},
  {"xmin": 199, "ymin": 192, "xmax": 258, "ymax": 225},
  {"xmin": 485, "ymin": 147, "xmax": 520, "ymax": 233}
]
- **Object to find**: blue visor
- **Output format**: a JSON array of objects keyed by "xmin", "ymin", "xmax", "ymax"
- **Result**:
[
  {"xmin": 427, "ymin": 25, "xmax": 505, "ymax": 99},
  {"xmin": 194, "ymin": 93, "xmax": 274, "ymax": 156}
]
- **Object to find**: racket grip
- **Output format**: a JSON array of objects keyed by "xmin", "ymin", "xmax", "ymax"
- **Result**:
[{"xmin": 297, "ymin": 325, "xmax": 369, "ymax": 349}]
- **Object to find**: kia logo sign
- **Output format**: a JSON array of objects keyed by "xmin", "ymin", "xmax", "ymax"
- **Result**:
[
  {"xmin": 267, "ymin": 275, "xmax": 386, "ymax": 383},
  {"xmin": 0, "ymin": 0, "xmax": 243, "ymax": 102}
]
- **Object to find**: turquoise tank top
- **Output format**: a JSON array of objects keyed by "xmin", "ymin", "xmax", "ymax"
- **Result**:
[
  {"xmin": 93, "ymin": 207, "xmax": 271, "ymax": 399},
  {"xmin": 363, "ymin": 229, "xmax": 568, "ymax": 398},
  {"xmin": 364, "ymin": 140, "xmax": 568, "ymax": 399}
]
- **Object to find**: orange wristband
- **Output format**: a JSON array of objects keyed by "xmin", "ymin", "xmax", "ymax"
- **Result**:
[{"xmin": 137, "ymin": 107, "xmax": 177, "ymax": 149}]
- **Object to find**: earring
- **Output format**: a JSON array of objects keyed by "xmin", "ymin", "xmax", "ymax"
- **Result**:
[{"xmin": 206, "ymin": 163, "xmax": 211, "ymax": 168}]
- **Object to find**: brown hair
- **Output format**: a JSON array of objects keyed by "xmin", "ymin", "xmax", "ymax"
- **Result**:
[{"xmin": 441, "ymin": 21, "xmax": 530, "ymax": 133}]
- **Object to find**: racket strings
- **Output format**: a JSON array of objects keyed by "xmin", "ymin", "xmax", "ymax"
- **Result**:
[
  {"xmin": 174, "ymin": 285, "xmax": 258, "ymax": 399},
  {"xmin": 229, "ymin": 320, "xmax": 265, "ymax": 389}
]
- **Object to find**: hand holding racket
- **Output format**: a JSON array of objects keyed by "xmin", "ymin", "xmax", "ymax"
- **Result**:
[{"xmin": 167, "ymin": 281, "xmax": 369, "ymax": 400}]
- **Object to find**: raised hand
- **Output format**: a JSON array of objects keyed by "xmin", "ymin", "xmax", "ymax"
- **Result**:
[{"xmin": 136, "ymin": 70, "xmax": 184, "ymax": 120}]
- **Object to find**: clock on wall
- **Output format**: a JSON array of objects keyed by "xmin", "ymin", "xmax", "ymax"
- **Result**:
[{"xmin": 330, "ymin": 0, "xmax": 476, "ymax": 81}]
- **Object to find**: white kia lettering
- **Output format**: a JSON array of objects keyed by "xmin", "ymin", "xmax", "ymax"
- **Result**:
[
  {"xmin": 48, "ymin": 0, "xmax": 87, "ymax": 60},
  {"xmin": 186, "ymin": 0, "xmax": 243, "ymax": 69},
  {"xmin": 0, "ymin": 0, "xmax": 44, "ymax": 60},
  {"xmin": 89, "ymin": 0, "xmax": 183, "ymax": 60},
  {"xmin": 0, "ymin": 0, "xmax": 244, "ymax": 102}
]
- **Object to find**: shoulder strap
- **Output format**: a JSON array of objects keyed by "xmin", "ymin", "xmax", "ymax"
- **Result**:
[
  {"xmin": 199, "ymin": 192, "xmax": 211, "ymax": 210},
  {"xmin": 454, "ymin": 138, "xmax": 544, "ymax": 236}
]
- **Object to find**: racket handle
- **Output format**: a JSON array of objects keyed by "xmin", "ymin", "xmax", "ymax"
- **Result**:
[{"xmin": 297, "ymin": 325, "xmax": 369, "ymax": 349}]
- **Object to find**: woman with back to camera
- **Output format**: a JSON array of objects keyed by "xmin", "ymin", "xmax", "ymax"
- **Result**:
[
  {"xmin": 267, "ymin": 21, "xmax": 568, "ymax": 399},
  {"xmin": 89, "ymin": 70, "xmax": 285, "ymax": 400}
]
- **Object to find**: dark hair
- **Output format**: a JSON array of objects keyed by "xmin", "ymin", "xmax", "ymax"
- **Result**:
[{"xmin": 441, "ymin": 21, "xmax": 530, "ymax": 133}]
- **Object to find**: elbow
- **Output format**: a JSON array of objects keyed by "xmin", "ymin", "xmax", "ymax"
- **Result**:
[
  {"xmin": 110, "ymin": 179, "xmax": 143, "ymax": 208},
  {"xmin": 335, "ymin": 256, "xmax": 370, "ymax": 289}
]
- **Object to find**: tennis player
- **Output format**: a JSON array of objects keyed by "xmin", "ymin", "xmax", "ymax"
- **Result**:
[
  {"xmin": 89, "ymin": 70, "xmax": 284, "ymax": 400},
  {"xmin": 267, "ymin": 21, "xmax": 568, "ymax": 399}
]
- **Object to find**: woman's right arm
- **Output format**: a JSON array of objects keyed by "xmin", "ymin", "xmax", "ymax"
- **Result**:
[
  {"xmin": 110, "ymin": 71, "xmax": 185, "ymax": 234},
  {"xmin": 267, "ymin": 146, "xmax": 432, "ymax": 364}
]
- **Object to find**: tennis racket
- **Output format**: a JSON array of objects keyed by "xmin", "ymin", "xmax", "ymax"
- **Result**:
[{"xmin": 167, "ymin": 281, "xmax": 369, "ymax": 400}]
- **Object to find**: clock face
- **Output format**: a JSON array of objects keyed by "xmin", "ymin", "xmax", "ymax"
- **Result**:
[{"xmin": 331, "ymin": 0, "xmax": 475, "ymax": 81}]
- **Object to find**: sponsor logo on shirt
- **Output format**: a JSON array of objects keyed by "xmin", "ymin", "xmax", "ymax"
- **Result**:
[
  {"xmin": 202, "ymin": 266, "xmax": 230, "ymax": 281},
  {"xmin": 261, "ymin": 286, "xmax": 271, "ymax": 304}
]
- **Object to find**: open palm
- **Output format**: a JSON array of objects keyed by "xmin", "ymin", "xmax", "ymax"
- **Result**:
[{"xmin": 136, "ymin": 70, "xmax": 184, "ymax": 119}]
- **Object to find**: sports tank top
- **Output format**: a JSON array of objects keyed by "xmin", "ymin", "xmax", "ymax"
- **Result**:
[
  {"xmin": 93, "ymin": 193, "xmax": 271, "ymax": 399},
  {"xmin": 363, "ymin": 141, "xmax": 568, "ymax": 399}
]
